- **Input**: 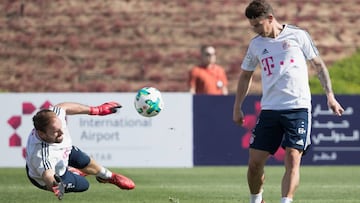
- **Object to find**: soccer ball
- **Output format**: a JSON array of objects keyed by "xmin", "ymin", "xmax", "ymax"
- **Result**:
[{"xmin": 134, "ymin": 87, "xmax": 164, "ymax": 117}]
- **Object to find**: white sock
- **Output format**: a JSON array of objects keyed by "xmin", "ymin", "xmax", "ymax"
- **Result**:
[
  {"xmin": 250, "ymin": 191, "xmax": 263, "ymax": 203},
  {"xmin": 281, "ymin": 197, "xmax": 293, "ymax": 203},
  {"xmin": 96, "ymin": 167, "xmax": 113, "ymax": 179}
]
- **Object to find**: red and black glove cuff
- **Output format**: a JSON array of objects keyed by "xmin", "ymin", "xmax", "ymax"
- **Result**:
[{"xmin": 89, "ymin": 102, "xmax": 122, "ymax": 116}]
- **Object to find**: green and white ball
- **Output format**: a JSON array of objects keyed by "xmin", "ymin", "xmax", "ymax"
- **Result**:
[{"xmin": 134, "ymin": 87, "xmax": 164, "ymax": 117}]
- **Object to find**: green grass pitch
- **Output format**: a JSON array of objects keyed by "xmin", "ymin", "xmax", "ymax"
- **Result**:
[{"xmin": 0, "ymin": 166, "xmax": 359, "ymax": 203}]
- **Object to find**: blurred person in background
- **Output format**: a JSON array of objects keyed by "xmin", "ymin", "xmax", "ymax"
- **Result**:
[
  {"xmin": 232, "ymin": 0, "xmax": 344, "ymax": 203},
  {"xmin": 189, "ymin": 45, "xmax": 228, "ymax": 95},
  {"xmin": 26, "ymin": 102, "xmax": 135, "ymax": 200}
]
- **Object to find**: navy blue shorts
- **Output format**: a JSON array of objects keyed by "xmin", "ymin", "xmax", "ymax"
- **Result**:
[
  {"xmin": 26, "ymin": 146, "xmax": 91, "ymax": 193},
  {"xmin": 250, "ymin": 108, "xmax": 311, "ymax": 155}
]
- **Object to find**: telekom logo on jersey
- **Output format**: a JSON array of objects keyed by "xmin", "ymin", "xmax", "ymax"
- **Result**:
[
  {"xmin": 261, "ymin": 56, "xmax": 295, "ymax": 76},
  {"xmin": 261, "ymin": 56, "xmax": 275, "ymax": 76}
]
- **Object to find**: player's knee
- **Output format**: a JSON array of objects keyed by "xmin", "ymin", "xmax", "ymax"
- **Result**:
[
  {"xmin": 78, "ymin": 180, "xmax": 90, "ymax": 192},
  {"xmin": 78, "ymin": 176, "xmax": 90, "ymax": 192},
  {"xmin": 66, "ymin": 178, "xmax": 89, "ymax": 193},
  {"xmin": 248, "ymin": 161, "xmax": 265, "ymax": 174}
]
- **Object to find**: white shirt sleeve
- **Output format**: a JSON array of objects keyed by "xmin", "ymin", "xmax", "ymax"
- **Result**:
[
  {"xmin": 298, "ymin": 30, "xmax": 319, "ymax": 60},
  {"xmin": 241, "ymin": 43, "xmax": 258, "ymax": 71},
  {"xmin": 50, "ymin": 106, "xmax": 67, "ymax": 128}
]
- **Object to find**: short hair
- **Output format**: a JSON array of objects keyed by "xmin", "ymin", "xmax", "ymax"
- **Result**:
[
  {"xmin": 200, "ymin": 45, "xmax": 216, "ymax": 55},
  {"xmin": 200, "ymin": 45, "xmax": 213, "ymax": 53},
  {"xmin": 245, "ymin": 0, "xmax": 274, "ymax": 19},
  {"xmin": 32, "ymin": 109, "xmax": 56, "ymax": 132}
]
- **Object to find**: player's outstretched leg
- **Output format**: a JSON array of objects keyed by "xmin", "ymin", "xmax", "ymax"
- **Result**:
[{"xmin": 69, "ymin": 147, "xmax": 135, "ymax": 190}]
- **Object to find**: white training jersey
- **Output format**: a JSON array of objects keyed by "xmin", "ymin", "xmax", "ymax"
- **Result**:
[
  {"xmin": 26, "ymin": 106, "xmax": 72, "ymax": 186},
  {"xmin": 241, "ymin": 24, "xmax": 319, "ymax": 110}
]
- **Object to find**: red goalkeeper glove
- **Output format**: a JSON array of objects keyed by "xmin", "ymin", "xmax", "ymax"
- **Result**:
[{"xmin": 89, "ymin": 102, "xmax": 122, "ymax": 116}]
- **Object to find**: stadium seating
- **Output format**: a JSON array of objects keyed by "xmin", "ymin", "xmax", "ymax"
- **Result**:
[{"xmin": 1, "ymin": 0, "xmax": 359, "ymax": 93}]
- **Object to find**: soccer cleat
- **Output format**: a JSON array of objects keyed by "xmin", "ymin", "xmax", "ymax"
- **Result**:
[
  {"xmin": 261, "ymin": 200, "xmax": 266, "ymax": 203},
  {"xmin": 68, "ymin": 167, "xmax": 87, "ymax": 177},
  {"xmin": 96, "ymin": 173, "xmax": 135, "ymax": 190}
]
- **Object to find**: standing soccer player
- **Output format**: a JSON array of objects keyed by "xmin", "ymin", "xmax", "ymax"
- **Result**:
[
  {"xmin": 26, "ymin": 101, "xmax": 135, "ymax": 200},
  {"xmin": 232, "ymin": 1, "xmax": 344, "ymax": 203}
]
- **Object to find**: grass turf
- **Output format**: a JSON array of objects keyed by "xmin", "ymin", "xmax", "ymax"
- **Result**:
[{"xmin": 0, "ymin": 166, "xmax": 359, "ymax": 203}]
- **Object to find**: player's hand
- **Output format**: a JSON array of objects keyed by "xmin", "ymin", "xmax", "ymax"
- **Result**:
[
  {"xmin": 328, "ymin": 98, "xmax": 344, "ymax": 116},
  {"xmin": 52, "ymin": 174, "xmax": 65, "ymax": 200},
  {"xmin": 233, "ymin": 108, "xmax": 245, "ymax": 126},
  {"xmin": 89, "ymin": 102, "xmax": 122, "ymax": 116}
]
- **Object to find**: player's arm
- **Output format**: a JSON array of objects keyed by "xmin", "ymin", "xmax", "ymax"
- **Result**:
[
  {"xmin": 42, "ymin": 169, "xmax": 57, "ymax": 191},
  {"xmin": 42, "ymin": 169, "xmax": 65, "ymax": 199},
  {"xmin": 188, "ymin": 69, "xmax": 197, "ymax": 94},
  {"xmin": 55, "ymin": 102, "xmax": 121, "ymax": 116},
  {"xmin": 222, "ymin": 86, "xmax": 229, "ymax": 95},
  {"xmin": 221, "ymin": 69, "xmax": 229, "ymax": 95},
  {"xmin": 233, "ymin": 69, "xmax": 254, "ymax": 125},
  {"xmin": 189, "ymin": 87, "xmax": 196, "ymax": 94},
  {"xmin": 309, "ymin": 56, "xmax": 333, "ymax": 95},
  {"xmin": 309, "ymin": 56, "xmax": 344, "ymax": 116}
]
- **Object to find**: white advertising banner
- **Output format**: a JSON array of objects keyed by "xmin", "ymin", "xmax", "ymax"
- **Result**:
[{"xmin": 0, "ymin": 93, "xmax": 193, "ymax": 168}]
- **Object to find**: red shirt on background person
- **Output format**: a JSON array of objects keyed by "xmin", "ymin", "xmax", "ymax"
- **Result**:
[{"xmin": 189, "ymin": 45, "xmax": 228, "ymax": 95}]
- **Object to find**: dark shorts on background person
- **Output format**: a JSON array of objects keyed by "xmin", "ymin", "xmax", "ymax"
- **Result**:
[{"xmin": 250, "ymin": 108, "xmax": 311, "ymax": 155}]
